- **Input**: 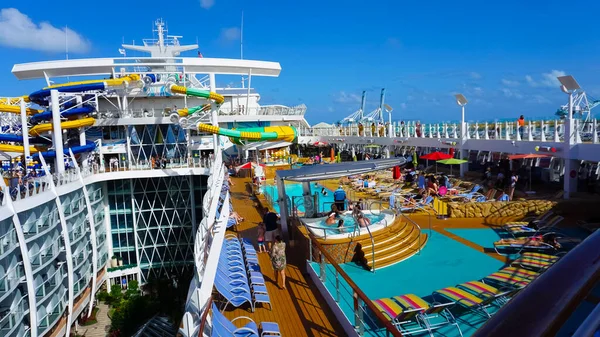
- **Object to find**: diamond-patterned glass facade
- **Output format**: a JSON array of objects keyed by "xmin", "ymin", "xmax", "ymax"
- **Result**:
[
  {"xmin": 128, "ymin": 124, "xmax": 188, "ymax": 166},
  {"xmin": 106, "ymin": 176, "xmax": 207, "ymax": 284}
]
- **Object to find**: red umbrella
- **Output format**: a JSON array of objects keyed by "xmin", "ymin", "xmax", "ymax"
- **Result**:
[
  {"xmin": 507, "ymin": 153, "xmax": 552, "ymax": 191},
  {"xmin": 420, "ymin": 151, "xmax": 452, "ymax": 173},
  {"xmin": 420, "ymin": 151, "xmax": 452, "ymax": 160},
  {"xmin": 235, "ymin": 162, "xmax": 265, "ymax": 170}
]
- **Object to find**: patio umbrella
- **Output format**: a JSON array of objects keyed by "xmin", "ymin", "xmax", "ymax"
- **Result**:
[
  {"xmin": 437, "ymin": 158, "xmax": 468, "ymax": 175},
  {"xmin": 420, "ymin": 151, "xmax": 452, "ymax": 173},
  {"xmin": 506, "ymin": 153, "xmax": 552, "ymax": 192},
  {"xmin": 235, "ymin": 162, "xmax": 265, "ymax": 171}
]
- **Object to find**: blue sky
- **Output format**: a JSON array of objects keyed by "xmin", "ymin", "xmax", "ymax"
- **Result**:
[{"xmin": 1, "ymin": 0, "xmax": 600, "ymax": 124}]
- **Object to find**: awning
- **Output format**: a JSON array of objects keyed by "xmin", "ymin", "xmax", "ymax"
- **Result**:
[{"xmin": 276, "ymin": 158, "xmax": 407, "ymax": 182}]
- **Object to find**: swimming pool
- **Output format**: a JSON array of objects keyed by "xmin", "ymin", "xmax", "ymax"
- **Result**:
[
  {"xmin": 302, "ymin": 210, "xmax": 395, "ymax": 239},
  {"xmin": 309, "ymin": 227, "xmax": 506, "ymax": 336},
  {"xmin": 263, "ymin": 182, "xmax": 336, "ymax": 214}
]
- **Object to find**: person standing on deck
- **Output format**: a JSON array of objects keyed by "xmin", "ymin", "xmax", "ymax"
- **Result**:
[
  {"xmin": 333, "ymin": 185, "xmax": 347, "ymax": 211},
  {"xmin": 263, "ymin": 208, "xmax": 280, "ymax": 252},
  {"xmin": 518, "ymin": 115, "xmax": 525, "ymax": 139}
]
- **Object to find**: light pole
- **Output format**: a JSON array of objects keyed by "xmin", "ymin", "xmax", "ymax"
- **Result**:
[
  {"xmin": 557, "ymin": 75, "xmax": 581, "ymax": 199},
  {"xmin": 454, "ymin": 94, "xmax": 468, "ymax": 176}
]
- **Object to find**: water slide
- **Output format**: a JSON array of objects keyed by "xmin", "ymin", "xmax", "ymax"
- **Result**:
[
  {"xmin": 197, "ymin": 124, "xmax": 297, "ymax": 144},
  {"xmin": 32, "ymin": 141, "xmax": 96, "ymax": 159},
  {"xmin": 0, "ymin": 76, "xmax": 139, "ymax": 156},
  {"xmin": 168, "ymin": 85, "xmax": 224, "ymax": 117}
]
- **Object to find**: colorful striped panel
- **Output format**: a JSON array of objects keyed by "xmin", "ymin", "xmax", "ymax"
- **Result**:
[
  {"xmin": 513, "ymin": 258, "xmax": 551, "ymax": 268},
  {"xmin": 373, "ymin": 298, "xmax": 404, "ymax": 321},
  {"xmin": 498, "ymin": 267, "xmax": 539, "ymax": 279},
  {"xmin": 504, "ymin": 221, "xmax": 528, "ymax": 226},
  {"xmin": 521, "ymin": 252, "xmax": 558, "ymax": 262},
  {"xmin": 393, "ymin": 294, "xmax": 430, "ymax": 311},
  {"xmin": 435, "ymin": 287, "xmax": 483, "ymax": 307},
  {"xmin": 460, "ymin": 281, "xmax": 501, "ymax": 296},
  {"xmin": 485, "ymin": 273, "xmax": 530, "ymax": 287}
]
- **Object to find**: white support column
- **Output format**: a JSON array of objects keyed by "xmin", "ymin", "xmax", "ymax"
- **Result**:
[
  {"xmin": 484, "ymin": 122, "xmax": 489, "ymax": 140},
  {"xmin": 527, "ymin": 121, "xmax": 533, "ymax": 141},
  {"xmin": 575, "ymin": 119, "xmax": 582, "ymax": 144},
  {"xmin": 38, "ymin": 153, "xmax": 74, "ymax": 337},
  {"xmin": 540, "ymin": 121, "xmax": 547, "ymax": 142},
  {"xmin": 564, "ymin": 92, "xmax": 577, "ymax": 199},
  {"xmin": 465, "ymin": 123, "xmax": 471, "ymax": 140},
  {"xmin": 276, "ymin": 176, "xmax": 290, "ymax": 241},
  {"xmin": 452, "ymin": 123, "xmax": 458, "ymax": 139},
  {"xmin": 125, "ymin": 126, "xmax": 133, "ymax": 169},
  {"xmin": 69, "ymin": 149, "xmax": 99, "ymax": 318},
  {"xmin": 51, "ymin": 90, "xmax": 66, "ymax": 173},
  {"xmin": 209, "ymin": 73, "xmax": 219, "ymax": 153},
  {"xmin": 443, "ymin": 123, "xmax": 448, "ymax": 138},
  {"xmin": 20, "ymin": 99, "xmax": 31, "ymax": 160},
  {"xmin": 0, "ymin": 178, "xmax": 38, "ymax": 337},
  {"xmin": 474, "ymin": 123, "xmax": 480, "ymax": 139},
  {"xmin": 494, "ymin": 123, "xmax": 499, "ymax": 139},
  {"xmin": 554, "ymin": 120, "xmax": 560, "ymax": 142},
  {"xmin": 593, "ymin": 119, "xmax": 598, "ymax": 144},
  {"xmin": 436, "ymin": 124, "xmax": 441, "ymax": 139},
  {"xmin": 246, "ymin": 69, "xmax": 252, "ymax": 114}
]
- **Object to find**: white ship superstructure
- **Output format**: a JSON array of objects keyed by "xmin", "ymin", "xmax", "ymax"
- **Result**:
[{"xmin": 0, "ymin": 19, "xmax": 305, "ymax": 337}]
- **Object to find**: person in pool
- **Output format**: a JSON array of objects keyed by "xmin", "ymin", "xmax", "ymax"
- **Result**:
[
  {"xmin": 337, "ymin": 219, "xmax": 345, "ymax": 232},
  {"xmin": 357, "ymin": 213, "xmax": 371, "ymax": 228}
]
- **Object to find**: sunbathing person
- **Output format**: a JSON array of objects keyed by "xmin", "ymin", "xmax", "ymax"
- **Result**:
[
  {"xmin": 495, "ymin": 234, "xmax": 561, "ymax": 249},
  {"xmin": 230, "ymin": 211, "xmax": 244, "ymax": 222}
]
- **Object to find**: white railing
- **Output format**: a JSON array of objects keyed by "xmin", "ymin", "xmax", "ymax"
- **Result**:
[{"xmin": 300, "ymin": 118, "xmax": 600, "ymax": 144}]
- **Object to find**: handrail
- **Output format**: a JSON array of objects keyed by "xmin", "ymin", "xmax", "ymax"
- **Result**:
[
  {"xmin": 472, "ymin": 229, "xmax": 600, "ymax": 337},
  {"xmin": 394, "ymin": 194, "xmax": 432, "ymax": 236},
  {"xmin": 306, "ymin": 228, "xmax": 403, "ymax": 337},
  {"xmin": 397, "ymin": 212, "xmax": 423, "ymax": 255},
  {"xmin": 352, "ymin": 212, "xmax": 376, "ymax": 273},
  {"xmin": 197, "ymin": 297, "xmax": 213, "ymax": 337}
]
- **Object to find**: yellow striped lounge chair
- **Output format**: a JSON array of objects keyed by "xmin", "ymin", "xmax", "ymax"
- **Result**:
[
  {"xmin": 457, "ymin": 281, "xmax": 518, "ymax": 306},
  {"xmin": 496, "ymin": 266, "xmax": 539, "ymax": 280},
  {"xmin": 432, "ymin": 287, "xmax": 494, "ymax": 318},
  {"xmin": 484, "ymin": 272, "xmax": 531, "ymax": 288}
]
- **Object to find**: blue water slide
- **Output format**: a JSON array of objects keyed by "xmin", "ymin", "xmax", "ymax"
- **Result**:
[
  {"xmin": 0, "ymin": 133, "xmax": 52, "ymax": 145},
  {"xmin": 29, "ymin": 83, "xmax": 106, "ymax": 104},
  {"xmin": 30, "ymin": 106, "xmax": 95, "ymax": 123},
  {"xmin": 32, "ymin": 141, "xmax": 96, "ymax": 159}
]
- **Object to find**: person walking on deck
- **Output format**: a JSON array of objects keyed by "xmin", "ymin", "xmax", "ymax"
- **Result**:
[
  {"xmin": 271, "ymin": 235, "xmax": 287, "ymax": 289},
  {"xmin": 518, "ymin": 115, "xmax": 525, "ymax": 139},
  {"xmin": 263, "ymin": 208, "xmax": 279, "ymax": 252}
]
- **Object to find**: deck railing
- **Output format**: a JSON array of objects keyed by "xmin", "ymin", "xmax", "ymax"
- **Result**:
[
  {"xmin": 472, "ymin": 229, "xmax": 600, "ymax": 337},
  {"xmin": 306, "ymin": 228, "xmax": 403, "ymax": 337}
]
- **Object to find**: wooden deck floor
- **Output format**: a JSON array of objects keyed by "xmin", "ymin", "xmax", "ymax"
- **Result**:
[{"xmin": 220, "ymin": 177, "xmax": 346, "ymax": 337}]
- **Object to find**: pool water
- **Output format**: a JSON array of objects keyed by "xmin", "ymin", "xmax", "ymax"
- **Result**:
[
  {"xmin": 315, "ymin": 213, "xmax": 385, "ymax": 236},
  {"xmin": 263, "ymin": 183, "xmax": 336, "ymax": 213},
  {"xmin": 310, "ymin": 228, "xmax": 506, "ymax": 336}
]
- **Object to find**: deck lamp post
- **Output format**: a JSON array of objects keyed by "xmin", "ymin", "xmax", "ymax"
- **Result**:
[
  {"xmin": 557, "ymin": 75, "xmax": 581, "ymax": 199},
  {"xmin": 454, "ymin": 94, "xmax": 468, "ymax": 176}
]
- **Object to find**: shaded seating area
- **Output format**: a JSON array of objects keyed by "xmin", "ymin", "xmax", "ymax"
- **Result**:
[{"xmin": 214, "ymin": 234, "xmax": 272, "ymax": 312}]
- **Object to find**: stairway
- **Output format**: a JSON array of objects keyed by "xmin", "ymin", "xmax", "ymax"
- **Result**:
[{"xmin": 348, "ymin": 219, "xmax": 428, "ymax": 269}]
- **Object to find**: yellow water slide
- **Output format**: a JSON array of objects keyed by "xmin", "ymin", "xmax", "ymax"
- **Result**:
[{"xmin": 28, "ymin": 117, "xmax": 96, "ymax": 137}]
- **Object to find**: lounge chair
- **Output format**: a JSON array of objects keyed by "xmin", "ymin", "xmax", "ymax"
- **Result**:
[
  {"xmin": 483, "ymin": 272, "xmax": 531, "ymax": 289},
  {"xmin": 432, "ymin": 287, "xmax": 495, "ymax": 318},
  {"xmin": 372, "ymin": 294, "xmax": 463, "ymax": 336},
  {"xmin": 456, "ymin": 281, "xmax": 517, "ymax": 306},
  {"xmin": 503, "ymin": 211, "xmax": 554, "ymax": 227},
  {"xmin": 210, "ymin": 302, "xmax": 281, "ymax": 337},
  {"xmin": 502, "ymin": 216, "xmax": 564, "ymax": 237},
  {"xmin": 510, "ymin": 255, "xmax": 557, "ymax": 271},
  {"xmin": 496, "ymin": 266, "xmax": 540, "ymax": 280}
]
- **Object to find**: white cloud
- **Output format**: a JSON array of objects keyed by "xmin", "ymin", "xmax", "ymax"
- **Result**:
[
  {"xmin": 0, "ymin": 8, "xmax": 90, "ymax": 53},
  {"xmin": 525, "ymin": 70, "xmax": 566, "ymax": 87},
  {"xmin": 473, "ymin": 87, "xmax": 483, "ymax": 96},
  {"xmin": 327, "ymin": 107, "xmax": 334, "ymax": 112},
  {"xmin": 400, "ymin": 103, "xmax": 407, "ymax": 109},
  {"xmin": 199, "ymin": 0, "xmax": 215, "ymax": 9},
  {"xmin": 220, "ymin": 27, "xmax": 240, "ymax": 42},
  {"xmin": 501, "ymin": 88, "xmax": 523, "ymax": 99},
  {"xmin": 470, "ymin": 72, "xmax": 482, "ymax": 80},
  {"xmin": 502, "ymin": 79, "xmax": 519, "ymax": 86},
  {"xmin": 530, "ymin": 95, "xmax": 552, "ymax": 104},
  {"xmin": 333, "ymin": 91, "xmax": 362, "ymax": 104}
]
